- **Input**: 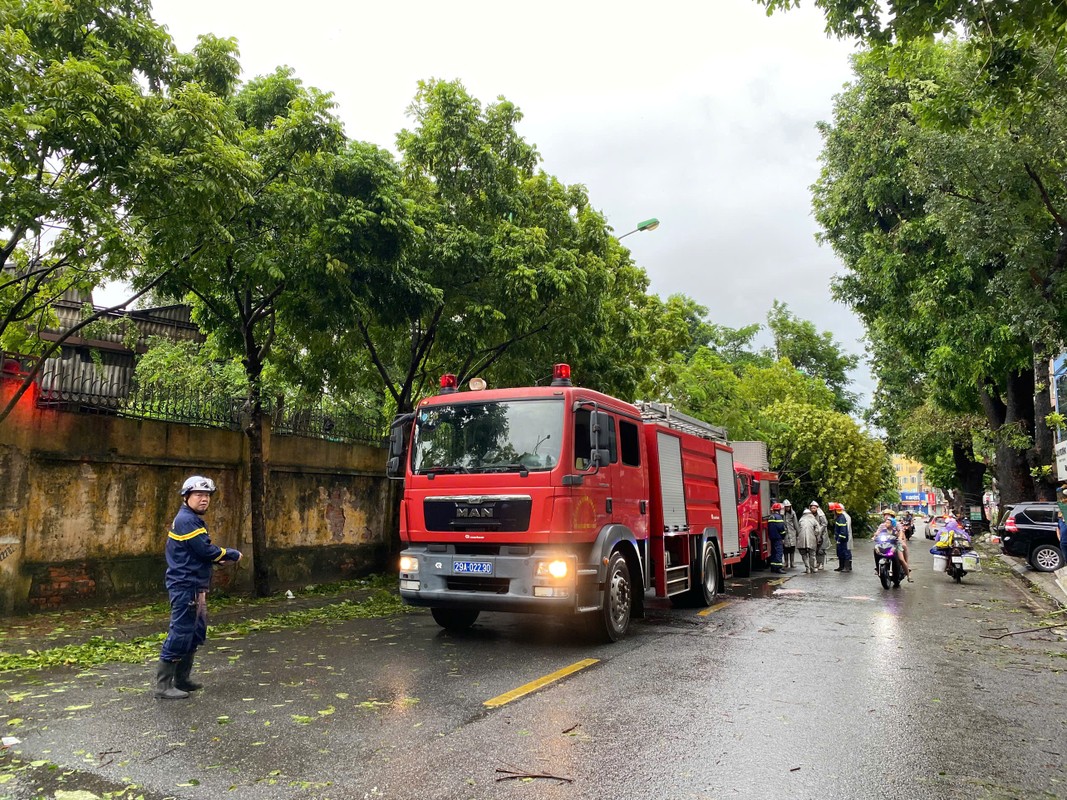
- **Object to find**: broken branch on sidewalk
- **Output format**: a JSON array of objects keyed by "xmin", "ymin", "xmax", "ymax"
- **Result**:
[{"xmin": 495, "ymin": 767, "xmax": 573, "ymax": 784}]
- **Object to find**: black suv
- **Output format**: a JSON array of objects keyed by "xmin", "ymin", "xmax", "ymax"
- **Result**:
[{"xmin": 995, "ymin": 502, "xmax": 1064, "ymax": 572}]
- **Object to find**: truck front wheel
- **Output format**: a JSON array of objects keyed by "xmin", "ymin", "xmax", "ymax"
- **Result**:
[
  {"xmin": 592, "ymin": 551, "xmax": 632, "ymax": 643},
  {"xmin": 430, "ymin": 608, "xmax": 480, "ymax": 631}
]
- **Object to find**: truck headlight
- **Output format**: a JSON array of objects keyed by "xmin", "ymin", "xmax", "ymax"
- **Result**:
[
  {"xmin": 536, "ymin": 560, "xmax": 568, "ymax": 579},
  {"xmin": 399, "ymin": 555, "xmax": 419, "ymax": 573}
]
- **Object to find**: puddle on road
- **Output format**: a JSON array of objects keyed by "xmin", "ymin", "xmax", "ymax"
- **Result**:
[{"xmin": 726, "ymin": 577, "xmax": 805, "ymax": 600}]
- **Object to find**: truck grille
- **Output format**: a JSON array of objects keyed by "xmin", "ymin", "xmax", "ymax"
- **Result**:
[
  {"xmin": 445, "ymin": 576, "xmax": 510, "ymax": 593},
  {"xmin": 424, "ymin": 496, "xmax": 532, "ymax": 532}
]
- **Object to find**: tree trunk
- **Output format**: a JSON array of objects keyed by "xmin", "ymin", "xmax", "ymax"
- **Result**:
[
  {"xmin": 246, "ymin": 381, "xmax": 271, "ymax": 597},
  {"xmin": 952, "ymin": 439, "xmax": 987, "ymax": 530},
  {"xmin": 985, "ymin": 369, "xmax": 1037, "ymax": 505},
  {"xmin": 1030, "ymin": 349, "xmax": 1056, "ymax": 501},
  {"xmin": 1007, "ymin": 366, "xmax": 1037, "ymax": 504}
]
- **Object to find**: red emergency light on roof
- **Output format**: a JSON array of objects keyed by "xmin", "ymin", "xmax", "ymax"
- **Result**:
[
  {"xmin": 439, "ymin": 373, "xmax": 458, "ymax": 393},
  {"xmin": 551, "ymin": 363, "xmax": 572, "ymax": 387}
]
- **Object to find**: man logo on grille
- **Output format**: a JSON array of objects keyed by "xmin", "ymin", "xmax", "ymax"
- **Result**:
[{"xmin": 456, "ymin": 507, "xmax": 493, "ymax": 518}]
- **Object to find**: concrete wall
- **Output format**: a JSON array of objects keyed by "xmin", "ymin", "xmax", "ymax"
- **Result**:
[{"xmin": 0, "ymin": 377, "xmax": 394, "ymax": 613}]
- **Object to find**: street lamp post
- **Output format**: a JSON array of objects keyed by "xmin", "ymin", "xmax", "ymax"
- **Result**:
[{"xmin": 617, "ymin": 217, "xmax": 660, "ymax": 240}]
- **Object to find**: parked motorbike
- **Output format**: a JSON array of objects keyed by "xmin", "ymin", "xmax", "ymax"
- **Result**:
[{"xmin": 873, "ymin": 531, "xmax": 905, "ymax": 589}]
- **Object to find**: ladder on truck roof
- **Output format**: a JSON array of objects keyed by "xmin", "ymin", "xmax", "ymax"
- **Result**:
[{"xmin": 636, "ymin": 401, "xmax": 728, "ymax": 443}]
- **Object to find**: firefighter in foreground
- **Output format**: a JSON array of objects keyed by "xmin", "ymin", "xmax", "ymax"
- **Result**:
[
  {"xmin": 831, "ymin": 502, "xmax": 852, "ymax": 572},
  {"xmin": 768, "ymin": 503, "xmax": 787, "ymax": 574},
  {"xmin": 154, "ymin": 475, "xmax": 242, "ymax": 700}
]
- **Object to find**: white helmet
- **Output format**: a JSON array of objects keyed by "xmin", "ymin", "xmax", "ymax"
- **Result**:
[{"xmin": 180, "ymin": 475, "xmax": 217, "ymax": 496}]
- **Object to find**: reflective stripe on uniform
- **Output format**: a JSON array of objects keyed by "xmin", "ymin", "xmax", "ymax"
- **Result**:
[{"xmin": 168, "ymin": 527, "xmax": 207, "ymax": 541}]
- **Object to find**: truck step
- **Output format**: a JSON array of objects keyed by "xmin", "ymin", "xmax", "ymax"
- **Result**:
[{"xmin": 664, "ymin": 565, "xmax": 690, "ymax": 595}]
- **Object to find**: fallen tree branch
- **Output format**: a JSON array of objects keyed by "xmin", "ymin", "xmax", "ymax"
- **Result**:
[
  {"xmin": 495, "ymin": 768, "xmax": 573, "ymax": 784},
  {"xmin": 980, "ymin": 623, "xmax": 1067, "ymax": 639}
]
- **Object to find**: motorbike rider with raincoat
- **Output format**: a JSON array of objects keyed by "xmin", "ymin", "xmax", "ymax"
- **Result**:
[
  {"xmin": 930, "ymin": 513, "xmax": 972, "ymax": 573},
  {"xmin": 873, "ymin": 518, "xmax": 912, "ymax": 582}
]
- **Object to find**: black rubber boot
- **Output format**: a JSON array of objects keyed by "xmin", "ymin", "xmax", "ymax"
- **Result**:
[
  {"xmin": 833, "ymin": 561, "xmax": 844, "ymax": 572},
  {"xmin": 174, "ymin": 653, "xmax": 203, "ymax": 692},
  {"xmin": 844, "ymin": 559, "xmax": 852, "ymax": 572},
  {"xmin": 154, "ymin": 660, "xmax": 190, "ymax": 700}
]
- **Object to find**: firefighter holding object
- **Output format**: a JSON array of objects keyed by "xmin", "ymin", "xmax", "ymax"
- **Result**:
[
  {"xmin": 154, "ymin": 475, "xmax": 242, "ymax": 700},
  {"xmin": 768, "ymin": 503, "xmax": 786, "ymax": 574}
]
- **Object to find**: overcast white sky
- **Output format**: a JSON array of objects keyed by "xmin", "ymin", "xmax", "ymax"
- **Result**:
[{"xmin": 144, "ymin": 0, "xmax": 870, "ymax": 397}]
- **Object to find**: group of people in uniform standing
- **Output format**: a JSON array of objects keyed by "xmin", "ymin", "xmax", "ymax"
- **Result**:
[{"xmin": 767, "ymin": 499, "xmax": 853, "ymax": 575}]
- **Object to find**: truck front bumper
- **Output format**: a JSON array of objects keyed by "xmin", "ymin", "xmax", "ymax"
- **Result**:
[{"xmin": 399, "ymin": 546, "xmax": 599, "ymax": 614}]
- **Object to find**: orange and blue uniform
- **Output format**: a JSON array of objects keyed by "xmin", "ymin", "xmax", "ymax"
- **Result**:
[{"xmin": 768, "ymin": 512, "xmax": 786, "ymax": 573}]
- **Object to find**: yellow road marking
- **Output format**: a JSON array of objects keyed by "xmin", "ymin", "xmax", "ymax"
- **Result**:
[
  {"xmin": 698, "ymin": 600, "xmax": 733, "ymax": 617},
  {"xmin": 483, "ymin": 658, "xmax": 599, "ymax": 708}
]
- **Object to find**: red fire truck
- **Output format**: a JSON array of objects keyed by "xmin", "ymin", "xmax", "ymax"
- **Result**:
[
  {"xmin": 731, "ymin": 442, "xmax": 779, "ymax": 576},
  {"xmin": 387, "ymin": 364, "xmax": 777, "ymax": 642}
]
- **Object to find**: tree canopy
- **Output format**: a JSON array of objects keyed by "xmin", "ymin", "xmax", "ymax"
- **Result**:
[
  {"xmin": 811, "ymin": 38, "xmax": 1067, "ymax": 506},
  {"xmin": 758, "ymin": 0, "xmax": 1067, "ymax": 47},
  {"xmin": 1, "ymin": 2, "xmax": 889, "ymax": 558},
  {"xmin": 343, "ymin": 78, "xmax": 647, "ymax": 413},
  {"xmin": 0, "ymin": 1, "xmax": 255, "ymax": 419}
]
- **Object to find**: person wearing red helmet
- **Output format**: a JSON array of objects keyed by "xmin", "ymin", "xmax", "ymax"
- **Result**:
[
  {"xmin": 831, "ymin": 502, "xmax": 853, "ymax": 572},
  {"xmin": 768, "ymin": 502, "xmax": 786, "ymax": 574}
]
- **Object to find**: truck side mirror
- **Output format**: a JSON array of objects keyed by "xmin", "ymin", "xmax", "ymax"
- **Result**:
[
  {"xmin": 590, "ymin": 447, "xmax": 611, "ymax": 468},
  {"xmin": 386, "ymin": 413, "xmax": 414, "ymax": 480},
  {"xmin": 588, "ymin": 410, "xmax": 611, "ymax": 470},
  {"xmin": 591, "ymin": 410, "xmax": 611, "ymax": 450}
]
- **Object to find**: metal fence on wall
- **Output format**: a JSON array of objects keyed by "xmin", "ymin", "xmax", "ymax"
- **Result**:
[{"xmin": 6, "ymin": 353, "xmax": 388, "ymax": 447}]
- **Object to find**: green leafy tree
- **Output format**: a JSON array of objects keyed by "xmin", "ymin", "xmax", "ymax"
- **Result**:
[
  {"xmin": 638, "ymin": 301, "xmax": 879, "ymax": 506},
  {"xmin": 155, "ymin": 68, "xmax": 410, "ymax": 595},
  {"xmin": 763, "ymin": 399, "xmax": 888, "ymax": 518},
  {"xmin": 812, "ymin": 44, "xmax": 1065, "ymax": 504},
  {"xmin": 0, "ymin": 3, "xmax": 253, "ymax": 420},
  {"xmin": 133, "ymin": 337, "xmax": 246, "ymax": 399},
  {"xmin": 757, "ymin": 0, "xmax": 1067, "ymax": 46},
  {"xmin": 343, "ymin": 79, "xmax": 645, "ymax": 414},
  {"xmin": 765, "ymin": 301, "xmax": 859, "ymax": 412}
]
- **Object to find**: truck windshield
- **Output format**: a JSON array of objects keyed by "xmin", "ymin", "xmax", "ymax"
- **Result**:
[{"xmin": 412, "ymin": 399, "xmax": 563, "ymax": 474}]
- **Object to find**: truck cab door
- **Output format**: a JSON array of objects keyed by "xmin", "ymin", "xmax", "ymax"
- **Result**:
[{"xmin": 574, "ymin": 408, "xmax": 612, "ymax": 526}]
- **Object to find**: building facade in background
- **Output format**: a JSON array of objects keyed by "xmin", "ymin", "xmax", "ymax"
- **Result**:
[
  {"xmin": 1053, "ymin": 354, "xmax": 1067, "ymax": 482},
  {"xmin": 892, "ymin": 454, "xmax": 937, "ymax": 514}
]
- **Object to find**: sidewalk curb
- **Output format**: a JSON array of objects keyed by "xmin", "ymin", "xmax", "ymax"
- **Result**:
[{"xmin": 994, "ymin": 551, "xmax": 1067, "ymax": 611}]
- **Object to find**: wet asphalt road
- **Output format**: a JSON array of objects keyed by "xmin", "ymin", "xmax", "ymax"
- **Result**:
[{"xmin": 2, "ymin": 529, "xmax": 1065, "ymax": 800}]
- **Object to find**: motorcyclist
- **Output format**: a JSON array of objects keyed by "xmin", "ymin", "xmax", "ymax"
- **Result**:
[
  {"xmin": 881, "ymin": 509, "xmax": 899, "ymax": 531},
  {"xmin": 901, "ymin": 509, "xmax": 915, "ymax": 539},
  {"xmin": 930, "ymin": 513, "xmax": 972, "ymax": 572},
  {"xmin": 872, "ymin": 520, "xmax": 911, "ymax": 581}
]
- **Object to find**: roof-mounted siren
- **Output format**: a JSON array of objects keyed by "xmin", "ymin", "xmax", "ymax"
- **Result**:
[
  {"xmin": 551, "ymin": 363, "xmax": 572, "ymax": 387},
  {"xmin": 439, "ymin": 373, "xmax": 459, "ymax": 394}
]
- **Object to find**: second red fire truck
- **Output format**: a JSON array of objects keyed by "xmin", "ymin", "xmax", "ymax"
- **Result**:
[{"xmin": 388, "ymin": 364, "xmax": 778, "ymax": 641}]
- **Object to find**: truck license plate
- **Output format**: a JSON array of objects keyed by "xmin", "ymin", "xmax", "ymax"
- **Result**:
[{"xmin": 453, "ymin": 560, "xmax": 493, "ymax": 575}]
